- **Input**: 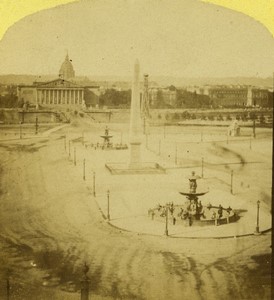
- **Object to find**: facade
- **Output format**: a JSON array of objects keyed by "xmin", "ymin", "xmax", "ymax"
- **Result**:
[
  {"xmin": 59, "ymin": 53, "xmax": 75, "ymax": 80},
  {"xmin": 16, "ymin": 52, "xmax": 101, "ymax": 109},
  {"xmin": 149, "ymin": 87, "xmax": 177, "ymax": 107},
  {"xmin": 17, "ymin": 79, "xmax": 86, "ymax": 108},
  {"xmin": 186, "ymin": 85, "xmax": 269, "ymax": 107}
]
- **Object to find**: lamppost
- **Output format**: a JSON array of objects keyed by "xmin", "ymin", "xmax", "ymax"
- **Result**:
[
  {"xmin": 64, "ymin": 135, "xmax": 66, "ymax": 151},
  {"xmin": 158, "ymin": 140, "xmax": 161, "ymax": 156},
  {"xmin": 165, "ymin": 204, "xmax": 169, "ymax": 236},
  {"xmin": 254, "ymin": 200, "xmax": 261, "ymax": 235},
  {"xmin": 83, "ymin": 159, "xmax": 86, "ymax": 181},
  {"xmin": 69, "ymin": 140, "xmax": 71, "ymax": 158},
  {"xmin": 175, "ymin": 144, "xmax": 177, "ymax": 165},
  {"xmin": 249, "ymin": 135, "xmax": 252, "ymax": 150},
  {"xmin": 6, "ymin": 269, "xmax": 10, "ymax": 300},
  {"xmin": 92, "ymin": 172, "xmax": 96, "ymax": 197},
  {"xmin": 19, "ymin": 122, "xmax": 22, "ymax": 139},
  {"xmin": 74, "ymin": 147, "xmax": 76, "ymax": 166},
  {"xmin": 230, "ymin": 170, "xmax": 233, "ymax": 194},
  {"xmin": 35, "ymin": 116, "xmax": 38, "ymax": 135},
  {"xmin": 201, "ymin": 157, "xmax": 204, "ymax": 178},
  {"xmin": 253, "ymin": 119, "xmax": 256, "ymax": 138},
  {"xmin": 81, "ymin": 263, "xmax": 90, "ymax": 300},
  {"xmin": 107, "ymin": 190, "xmax": 110, "ymax": 221}
]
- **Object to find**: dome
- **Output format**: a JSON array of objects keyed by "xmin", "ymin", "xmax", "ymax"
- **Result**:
[{"xmin": 59, "ymin": 54, "xmax": 75, "ymax": 79}]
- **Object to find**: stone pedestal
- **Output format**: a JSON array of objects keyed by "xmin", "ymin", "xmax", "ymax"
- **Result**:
[{"xmin": 129, "ymin": 142, "xmax": 142, "ymax": 168}]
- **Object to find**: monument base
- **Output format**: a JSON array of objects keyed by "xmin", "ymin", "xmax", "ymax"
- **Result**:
[
  {"xmin": 129, "ymin": 142, "xmax": 141, "ymax": 167},
  {"xmin": 105, "ymin": 162, "xmax": 166, "ymax": 175}
]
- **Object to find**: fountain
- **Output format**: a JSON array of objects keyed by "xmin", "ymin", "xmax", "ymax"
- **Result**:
[
  {"xmin": 100, "ymin": 126, "xmax": 113, "ymax": 148},
  {"xmin": 149, "ymin": 171, "xmax": 237, "ymax": 226},
  {"xmin": 87, "ymin": 126, "xmax": 127, "ymax": 150}
]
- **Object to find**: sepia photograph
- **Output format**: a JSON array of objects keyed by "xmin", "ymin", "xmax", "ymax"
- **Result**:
[{"xmin": 0, "ymin": 0, "xmax": 273, "ymax": 299}]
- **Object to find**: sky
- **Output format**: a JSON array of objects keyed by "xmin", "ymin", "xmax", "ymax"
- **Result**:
[{"xmin": 0, "ymin": 0, "xmax": 273, "ymax": 78}]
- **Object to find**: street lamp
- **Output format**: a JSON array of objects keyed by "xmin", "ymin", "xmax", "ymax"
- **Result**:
[
  {"xmin": 74, "ymin": 147, "xmax": 76, "ymax": 166},
  {"xmin": 201, "ymin": 157, "xmax": 204, "ymax": 178},
  {"xmin": 230, "ymin": 170, "xmax": 233, "ymax": 195},
  {"xmin": 80, "ymin": 263, "xmax": 90, "ymax": 300},
  {"xmin": 107, "ymin": 190, "xmax": 110, "ymax": 221},
  {"xmin": 165, "ymin": 204, "xmax": 169, "ymax": 236},
  {"xmin": 254, "ymin": 200, "xmax": 261, "ymax": 235},
  {"xmin": 93, "ymin": 172, "xmax": 96, "ymax": 197},
  {"xmin": 35, "ymin": 116, "xmax": 38, "ymax": 135},
  {"xmin": 19, "ymin": 122, "xmax": 22, "ymax": 139},
  {"xmin": 158, "ymin": 140, "xmax": 161, "ymax": 156},
  {"xmin": 83, "ymin": 159, "xmax": 86, "ymax": 181}
]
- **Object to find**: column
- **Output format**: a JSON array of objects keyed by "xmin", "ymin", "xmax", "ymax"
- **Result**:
[
  {"xmin": 73, "ymin": 90, "xmax": 76, "ymax": 104},
  {"xmin": 35, "ymin": 88, "xmax": 38, "ymax": 109},
  {"xmin": 79, "ymin": 90, "xmax": 82, "ymax": 105},
  {"xmin": 57, "ymin": 89, "xmax": 59, "ymax": 104},
  {"xmin": 77, "ymin": 90, "xmax": 80, "ymax": 104}
]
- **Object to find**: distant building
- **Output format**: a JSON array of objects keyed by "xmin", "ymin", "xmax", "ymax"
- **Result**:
[
  {"xmin": 186, "ymin": 85, "xmax": 269, "ymax": 107},
  {"xmin": 17, "ymin": 79, "xmax": 85, "ymax": 107},
  {"xmin": 149, "ymin": 87, "xmax": 177, "ymax": 107},
  {"xmin": 59, "ymin": 53, "xmax": 75, "ymax": 80},
  {"xmin": 17, "ymin": 53, "xmax": 100, "ymax": 108}
]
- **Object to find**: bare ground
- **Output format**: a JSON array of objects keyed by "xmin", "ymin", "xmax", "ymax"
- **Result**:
[{"xmin": 0, "ymin": 125, "xmax": 271, "ymax": 300}]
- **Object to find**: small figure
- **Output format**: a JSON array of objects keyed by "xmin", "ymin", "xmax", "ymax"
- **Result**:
[
  {"xmin": 173, "ymin": 217, "xmax": 176, "ymax": 225},
  {"xmin": 218, "ymin": 205, "xmax": 223, "ymax": 219}
]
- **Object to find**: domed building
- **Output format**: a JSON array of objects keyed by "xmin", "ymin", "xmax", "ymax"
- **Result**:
[{"xmin": 59, "ymin": 53, "xmax": 75, "ymax": 80}]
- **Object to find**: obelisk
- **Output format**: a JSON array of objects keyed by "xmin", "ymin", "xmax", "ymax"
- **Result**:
[{"xmin": 129, "ymin": 59, "xmax": 142, "ymax": 168}]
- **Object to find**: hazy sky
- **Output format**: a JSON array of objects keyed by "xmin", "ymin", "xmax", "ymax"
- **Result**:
[{"xmin": 0, "ymin": 0, "xmax": 273, "ymax": 77}]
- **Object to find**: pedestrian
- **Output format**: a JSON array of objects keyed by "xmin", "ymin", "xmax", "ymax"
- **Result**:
[
  {"xmin": 173, "ymin": 217, "xmax": 176, "ymax": 225},
  {"xmin": 218, "ymin": 205, "xmax": 223, "ymax": 219}
]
